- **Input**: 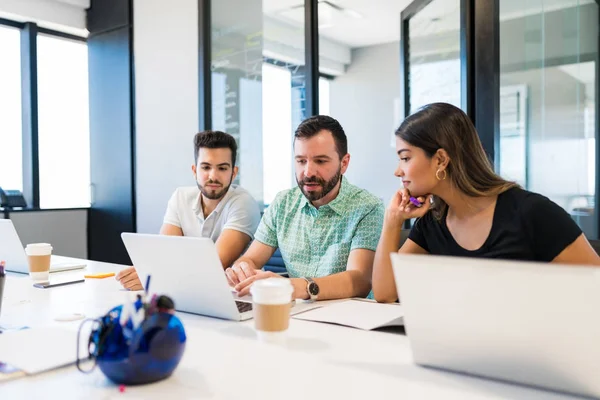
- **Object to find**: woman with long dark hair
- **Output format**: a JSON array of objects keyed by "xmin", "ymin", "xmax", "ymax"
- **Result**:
[{"xmin": 373, "ymin": 102, "xmax": 600, "ymax": 303}]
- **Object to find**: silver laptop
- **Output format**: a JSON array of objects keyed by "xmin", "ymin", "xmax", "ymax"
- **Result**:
[
  {"xmin": 391, "ymin": 253, "xmax": 600, "ymax": 398},
  {"xmin": 0, "ymin": 219, "xmax": 86, "ymax": 274},
  {"xmin": 121, "ymin": 233, "xmax": 255, "ymax": 321}
]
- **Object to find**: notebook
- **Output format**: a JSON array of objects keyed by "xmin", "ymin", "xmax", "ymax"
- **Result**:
[{"xmin": 292, "ymin": 299, "xmax": 404, "ymax": 330}]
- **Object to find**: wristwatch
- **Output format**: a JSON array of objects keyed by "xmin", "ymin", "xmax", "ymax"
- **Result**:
[{"xmin": 303, "ymin": 277, "xmax": 320, "ymax": 302}]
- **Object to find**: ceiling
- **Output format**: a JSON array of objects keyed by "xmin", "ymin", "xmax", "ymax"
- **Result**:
[
  {"xmin": 263, "ymin": 0, "xmax": 597, "ymax": 48},
  {"xmin": 263, "ymin": 0, "xmax": 413, "ymax": 48},
  {"xmin": 500, "ymin": 0, "xmax": 596, "ymax": 20},
  {"xmin": 409, "ymin": 0, "xmax": 459, "ymax": 38}
]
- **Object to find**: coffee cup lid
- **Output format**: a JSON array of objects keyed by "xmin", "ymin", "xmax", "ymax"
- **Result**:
[
  {"xmin": 25, "ymin": 243, "xmax": 52, "ymax": 256},
  {"xmin": 250, "ymin": 278, "xmax": 293, "ymax": 304}
]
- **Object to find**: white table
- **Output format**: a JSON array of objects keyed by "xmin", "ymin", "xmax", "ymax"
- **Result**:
[{"xmin": 0, "ymin": 257, "xmax": 580, "ymax": 399}]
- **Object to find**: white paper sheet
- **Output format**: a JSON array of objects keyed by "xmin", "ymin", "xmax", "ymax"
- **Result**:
[
  {"xmin": 0, "ymin": 327, "xmax": 79, "ymax": 374},
  {"xmin": 291, "ymin": 299, "xmax": 403, "ymax": 330}
]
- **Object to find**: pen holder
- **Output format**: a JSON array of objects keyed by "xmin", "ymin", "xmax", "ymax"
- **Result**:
[{"xmin": 79, "ymin": 299, "xmax": 186, "ymax": 385}]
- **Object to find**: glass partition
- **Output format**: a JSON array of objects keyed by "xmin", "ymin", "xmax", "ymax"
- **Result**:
[
  {"xmin": 407, "ymin": 0, "xmax": 461, "ymax": 113},
  {"xmin": 499, "ymin": 0, "xmax": 599, "ymax": 238}
]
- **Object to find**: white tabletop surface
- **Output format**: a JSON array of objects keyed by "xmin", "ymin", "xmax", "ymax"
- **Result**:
[{"xmin": 0, "ymin": 256, "xmax": 582, "ymax": 399}]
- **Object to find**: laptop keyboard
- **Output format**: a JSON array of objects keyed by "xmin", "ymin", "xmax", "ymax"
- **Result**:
[{"xmin": 236, "ymin": 301, "xmax": 253, "ymax": 313}]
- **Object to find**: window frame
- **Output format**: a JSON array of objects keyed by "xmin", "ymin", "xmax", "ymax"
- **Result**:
[
  {"xmin": 0, "ymin": 17, "xmax": 87, "ymax": 209},
  {"xmin": 0, "ymin": 21, "xmax": 25, "ymax": 193}
]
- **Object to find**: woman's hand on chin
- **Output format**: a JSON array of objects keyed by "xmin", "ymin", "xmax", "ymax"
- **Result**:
[{"xmin": 385, "ymin": 189, "xmax": 432, "ymax": 226}]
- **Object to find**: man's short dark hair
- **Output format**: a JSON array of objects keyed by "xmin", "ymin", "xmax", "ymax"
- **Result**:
[
  {"xmin": 193, "ymin": 130, "xmax": 237, "ymax": 166},
  {"xmin": 294, "ymin": 115, "xmax": 348, "ymax": 159}
]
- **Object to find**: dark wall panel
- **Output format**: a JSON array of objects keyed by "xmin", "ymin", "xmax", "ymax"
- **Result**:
[
  {"xmin": 87, "ymin": 0, "xmax": 130, "ymax": 34},
  {"xmin": 87, "ymin": 0, "xmax": 135, "ymax": 264},
  {"xmin": 20, "ymin": 23, "xmax": 39, "ymax": 208}
]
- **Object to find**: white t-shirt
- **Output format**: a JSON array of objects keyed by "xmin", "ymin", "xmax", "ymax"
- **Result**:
[{"xmin": 162, "ymin": 185, "xmax": 261, "ymax": 242}]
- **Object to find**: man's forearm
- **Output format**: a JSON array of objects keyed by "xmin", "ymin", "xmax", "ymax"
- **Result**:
[
  {"xmin": 291, "ymin": 270, "xmax": 371, "ymax": 301},
  {"xmin": 232, "ymin": 241, "xmax": 277, "ymax": 271}
]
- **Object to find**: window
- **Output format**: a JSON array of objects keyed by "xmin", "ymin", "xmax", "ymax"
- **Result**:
[
  {"xmin": 37, "ymin": 34, "xmax": 90, "ymax": 208},
  {"xmin": 0, "ymin": 26, "xmax": 23, "ymax": 191},
  {"xmin": 408, "ymin": 0, "xmax": 461, "ymax": 113},
  {"xmin": 319, "ymin": 77, "xmax": 330, "ymax": 116},
  {"xmin": 499, "ymin": 0, "xmax": 598, "ymax": 238},
  {"xmin": 262, "ymin": 63, "xmax": 293, "ymax": 205}
]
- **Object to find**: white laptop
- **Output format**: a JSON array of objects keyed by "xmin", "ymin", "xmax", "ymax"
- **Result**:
[
  {"xmin": 0, "ymin": 219, "xmax": 86, "ymax": 274},
  {"xmin": 121, "ymin": 233, "xmax": 257, "ymax": 321},
  {"xmin": 391, "ymin": 253, "xmax": 600, "ymax": 398}
]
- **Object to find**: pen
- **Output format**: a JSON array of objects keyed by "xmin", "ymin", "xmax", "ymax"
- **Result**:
[
  {"xmin": 145, "ymin": 274, "xmax": 151, "ymax": 295},
  {"xmin": 409, "ymin": 196, "xmax": 423, "ymax": 208}
]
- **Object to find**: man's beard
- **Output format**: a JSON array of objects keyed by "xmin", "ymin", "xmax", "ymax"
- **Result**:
[
  {"xmin": 198, "ymin": 179, "xmax": 231, "ymax": 200},
  {"xmin": 297, "ymin": 167, "xmax": 342, "ymax": 202}
]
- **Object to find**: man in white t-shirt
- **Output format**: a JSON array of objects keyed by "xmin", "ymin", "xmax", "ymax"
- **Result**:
[{"xmin": 116, "ymin": 130, "xmax": 261, "ymax": 290}]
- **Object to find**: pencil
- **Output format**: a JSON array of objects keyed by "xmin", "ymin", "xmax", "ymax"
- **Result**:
[{"xmin": 84, "ymin": 272, "xmax": 116, "ymax": 279}]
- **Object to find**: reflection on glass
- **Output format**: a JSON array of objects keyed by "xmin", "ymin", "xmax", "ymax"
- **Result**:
[
  {"xmin": 408, "ymin": 0, "xmax": 461, "ymax": 113},
  {"xmin": 213, "ymin": 1, "xmax": 328, "ymax": 205},
  {"xmin": 261, "ymin": 61, "xmax": 331, "ymax": 204},
  {"xmin": 212, "ymin": 0, "xmax": 264, "ymax": 205},
  {"xmin": 499, "ymin": 0, "xmax": 598, "ymax": 238},
  {"xmin": 0, "ymin": 26, "xmax": 23, "ymax": 191},
  {"xmin": 315, "ymin": 0, "xmax": 403, "ymax": 203},
  {"xmin": 499, "ymin": 85, "xmax": 528, "ymax": 186},
  {"xmin": 261, "ymin": 1, "xmax": 306, "ymax": 204},
  {"xmin": 37, "ymin": 35, "xmax": 90, "ymax": 208}
]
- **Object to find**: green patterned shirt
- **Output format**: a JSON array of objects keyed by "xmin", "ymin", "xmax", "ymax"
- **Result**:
[{"xmin": 255, "ymin": 176, "xmax": 384, "ymax": 278}]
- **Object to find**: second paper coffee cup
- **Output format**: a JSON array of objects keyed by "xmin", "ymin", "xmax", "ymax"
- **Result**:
[{"xmin": 250, "ymin": 278, "xmax": 294, "ymax": 344}]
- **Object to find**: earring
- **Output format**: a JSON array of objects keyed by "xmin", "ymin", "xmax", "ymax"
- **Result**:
[{"xmin": 435, "ymin": 169, "xmax": 447, "ymax": 181}]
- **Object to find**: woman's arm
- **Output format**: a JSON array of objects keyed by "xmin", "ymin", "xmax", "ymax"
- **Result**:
[
  {"xmin": 373, "ymin": 231, "xmax": 427, "ymax": 303},
  {"xmin": 553, "ymin": 234, "xmax": 600, "ymax": 266},
  {"xmin": 373, "ymin": 190, "xmax": 431, "ymax": 303}
]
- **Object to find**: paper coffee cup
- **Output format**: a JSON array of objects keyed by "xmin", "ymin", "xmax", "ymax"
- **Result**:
[
  {"xmin": 250, "ymin": 278, "xmax": 293, "ymax": 344},
  {"xmin": 25, "ymin": 243, "xmax": 52, "ymax": 281}
]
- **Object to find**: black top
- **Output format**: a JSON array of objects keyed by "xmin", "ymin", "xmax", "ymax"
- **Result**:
[{"xmin": 408, "ymin": 187, "xmax": 582, "ymax": 262}]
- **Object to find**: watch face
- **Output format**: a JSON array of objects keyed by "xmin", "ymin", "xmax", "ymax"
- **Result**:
[{"xmin": 308, "ymin": 282, "xmax": 320, "ymax": 296}]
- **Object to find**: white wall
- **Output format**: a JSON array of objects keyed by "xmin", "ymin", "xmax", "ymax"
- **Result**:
[
  {"xmin": 329, "ymin": 41, "xmax": 401, "ymax": 205},
  {"xmin": 133, "ymin": 0, "xmax": 199, "ymax": 234},
  {"xmin": 0, "ymin": 0, "xmax": 87, "ymax": 36}
]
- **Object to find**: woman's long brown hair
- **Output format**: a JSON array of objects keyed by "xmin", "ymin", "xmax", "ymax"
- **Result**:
[{"xmin": 396, "ymin": 102, "xmax": 518, "ymax": 219}]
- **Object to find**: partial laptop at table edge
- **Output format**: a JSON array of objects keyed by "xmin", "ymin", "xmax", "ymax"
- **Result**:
[
  {"xmin": 391, "ymin": 252, "xmax": 600, "ymax": 399},
  {"xmin": 0, "ymin": 219, "xmax": 86, "ymax": 274},
  {"xmin": 123, "ymin": 233, "xmax": 280, "ymax": 321}
]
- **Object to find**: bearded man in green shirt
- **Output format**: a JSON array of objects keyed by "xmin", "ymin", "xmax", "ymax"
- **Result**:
[{"xmin": 226, "ymin": 115, "xmax": 384, "ymax": 301}]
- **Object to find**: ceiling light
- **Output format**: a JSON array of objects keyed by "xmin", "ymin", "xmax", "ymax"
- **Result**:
[
  {"xmin": 277, "ymin": 0, "xmax": 363, "ymax": 28},
  {"xmin": 320, "ymin": 1, "xmax": 363, "ymax": 19}
]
